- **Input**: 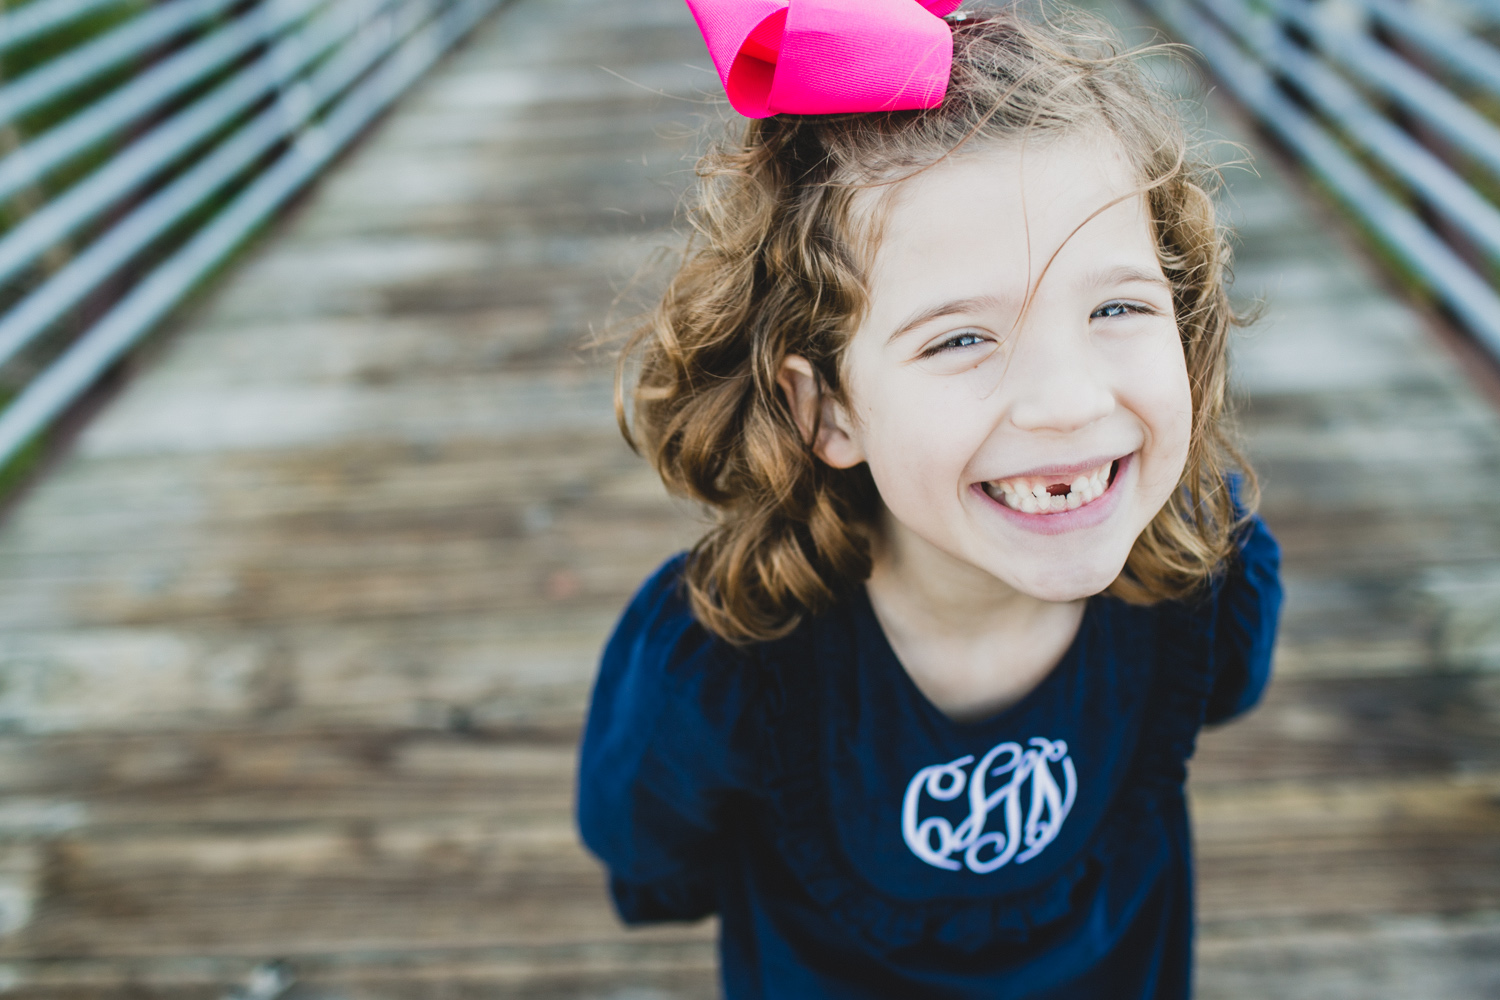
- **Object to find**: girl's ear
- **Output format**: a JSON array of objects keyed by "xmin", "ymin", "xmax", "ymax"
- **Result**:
[{"xmin": 777, "ymin": 354, "xmax": 865, "ymax": 469}]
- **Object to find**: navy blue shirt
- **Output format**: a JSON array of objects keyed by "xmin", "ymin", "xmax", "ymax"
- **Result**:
[{"xmin": 578, "ymin": 516, "xmax": 1282, "ymax": 998}]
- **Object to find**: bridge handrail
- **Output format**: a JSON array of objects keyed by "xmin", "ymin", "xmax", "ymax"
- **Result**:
[
  {"xmin": 0, "ymin": 0, "xmax": 137, "ymax": 57},
  {"xmin": 1137, "ymin": 0, "xmax": 1500, "ymax": 362},
  {"xmin": 0, "ymin": 0, "xmax": 502, "ymax": 472}
]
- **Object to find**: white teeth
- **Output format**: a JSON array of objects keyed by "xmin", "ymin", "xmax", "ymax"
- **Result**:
[{"xmin": 986, "ymin": 459, "xmax": 1117, "ymax": 514}]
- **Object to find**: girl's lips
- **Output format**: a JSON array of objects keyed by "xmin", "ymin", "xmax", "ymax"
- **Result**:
[
  {"xmin": 973, "ymin": 454, "xmax": 1133, "ymax": 535},
  {"xmin": 982, "ymin": 458, "xmax": 1114, "ymax": 512}
]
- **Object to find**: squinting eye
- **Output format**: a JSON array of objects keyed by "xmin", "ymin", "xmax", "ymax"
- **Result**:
[
  {"xmin": 1092, "ymin": 301, "xmax": 1150, "ymax": 320},
  {"xmin": 922, "ymin": 331, "xmax": 988, "ymax": 356}
]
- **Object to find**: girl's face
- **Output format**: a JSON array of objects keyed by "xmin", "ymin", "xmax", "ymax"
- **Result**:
[{"xmin": 791, "ymin": 134, "xmax": 1193, "ymax": 603}]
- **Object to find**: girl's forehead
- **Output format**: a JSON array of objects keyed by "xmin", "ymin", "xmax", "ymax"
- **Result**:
[
  {"xmin": 856, "ymin": 133, "xmax": 1153, "ymax": 286},
  {"xmin": 878, "ymin": 133, "xmax": 1138, "ymax": 232}
]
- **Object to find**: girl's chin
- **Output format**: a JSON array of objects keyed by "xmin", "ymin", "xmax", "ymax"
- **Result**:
[
  {"xmin": 1003, "ymin": 566, "xmax": 1125, "ymax": 603},
  {"xmin": 977, "ymin": 538, "xmax": 1135, "ymax": 602}
]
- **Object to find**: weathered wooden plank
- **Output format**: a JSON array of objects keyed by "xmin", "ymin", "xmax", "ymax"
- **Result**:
[
  {"xmin": 0, "ymin": 795, "xmax": 708, "ymax": 956},
  {"xmin": 1, "ymin": 918, "xmax": 1496, "ymax": 1000},
  {"xmin": 0, "ymin": 730, "xmax": 584, "ymax": 825},
  {"xmin": 1197, "ymin": 912, "xmax": 1500, "ymax": 1000},
  {"xmin": 1196, "ymin": 674, "xmax": 1500, "ymax": 784},
  {"xmin": 0, "ymin": 940, "xmax": 720, "ymax": 1000},
  {"xmin": 1250, "ymin": 507, "xmax": 1500, "ymax": 577},
  {"xmin": 1193, "ymin": 775, "xmax": 1500, "ymax": 921},
  {"xmin": 0, "ymin": 435, "xmax": 701, "ymax": 634},
  {"xmin": 4, "ymin": 919, "xmax": 1495, "ymax": 1000},
  {"xmin": 0, "ymin": 436, "xmax": 672, "ymax": 531}
]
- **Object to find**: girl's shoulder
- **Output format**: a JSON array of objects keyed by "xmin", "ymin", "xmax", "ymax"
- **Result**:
[
  {"xmin": 1175, "ymin": 509, "xmax": 1281, "ymax": 657},
  {"xmin": 578, "ymin": 554, "xmax": 772, "ymax": 907},
  {"xmin": 584, "ymin": 553, "xmax": 771, "ymax": 793},
  {"xmin": 1228, "ymin": 510, "xmax": 1283, "ymax": 635},
  {"xmin": 1202, "ymin": 511, "xmax": 1283, "ymax": 722},
  {"xmin": 599, "ymin": 552, "xmax": 757, "ymax": 689},
  {"xmin": 1230, "ymin": 508, "xmax": 1280, "ymax": 578}
]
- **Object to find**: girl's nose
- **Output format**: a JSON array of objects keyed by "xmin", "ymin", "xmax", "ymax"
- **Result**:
[{"xmin": 1005, "ymin": 325, "xmax": 1116, "ymax": 433}]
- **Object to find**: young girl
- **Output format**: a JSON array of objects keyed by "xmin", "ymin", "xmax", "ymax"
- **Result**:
[{"xmin": 578, "ymin": 1, "xmax": 1282, "ymax": 996}]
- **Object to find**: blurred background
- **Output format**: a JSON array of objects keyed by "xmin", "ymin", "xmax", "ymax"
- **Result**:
[{"xmin": 0, "ymin": 0, "xmax": 1496, "ymax": 996}]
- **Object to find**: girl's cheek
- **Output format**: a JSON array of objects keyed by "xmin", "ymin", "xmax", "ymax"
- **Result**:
[
  {"xmin": 1139, "ymin": 344, "xmax": 1194, "ymax": 476},
  {"xmin": 867, "ymin": 403, "xmax": 970, "ymax": 494},
  {"xmin": 1121, "ymin": 330, "xmax": 1191, "ymax": 416},
  {"xmin": 857, "ymin": 359, "xmax": 1003, "ymax": 494}
]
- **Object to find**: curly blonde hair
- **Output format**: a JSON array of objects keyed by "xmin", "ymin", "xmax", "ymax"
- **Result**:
[{"xmin": 618, "ymin": 1, "xmax": 1256, "ymax": 644}]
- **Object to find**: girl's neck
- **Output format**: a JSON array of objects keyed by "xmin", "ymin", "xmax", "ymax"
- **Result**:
[{"xmin": 864, "ymin": 512, "xmax": 1086, "ymax": 723}]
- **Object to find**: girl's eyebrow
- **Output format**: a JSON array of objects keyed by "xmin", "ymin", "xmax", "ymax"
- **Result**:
[
  {"xmin": 886, "ymin": 294, "xmax": 1007, "ymax": 345},
  {"xmin": 884, "ymin": 265, "xmax": 1168, "ymax": 345},
  {"xmin": 1093, "ymin": 264, "xmax": 1171, "ymax": 288}
]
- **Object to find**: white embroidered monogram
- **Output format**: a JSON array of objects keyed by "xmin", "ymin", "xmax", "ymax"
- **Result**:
[{"xmin": 901, "ymin": 738, "xmax": 1078, "ymax": 874}]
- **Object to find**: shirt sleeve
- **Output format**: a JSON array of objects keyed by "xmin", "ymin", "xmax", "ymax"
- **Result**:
[
  {"xmin": 1204, "ymin": 513, "xmax": 1284, "ymax": 725},
  {"xmin": 576, "ymin": 554, "xmax": 762, "ymax": 923}
]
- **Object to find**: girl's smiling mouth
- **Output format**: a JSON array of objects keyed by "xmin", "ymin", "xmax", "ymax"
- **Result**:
[
  {"xmin": 973, "ymin": 454, "xmax": 1133, "ymax": 534},
  {"xmin": 981, "ymin": 458, "xmax": 1120, "ymax": 513}
]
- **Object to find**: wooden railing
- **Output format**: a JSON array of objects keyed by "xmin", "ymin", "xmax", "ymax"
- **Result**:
[
  {"xmin": 1139, "ymin": 0, "xmax": 1500, "ymax": 359},
  {"xmin": 0, "ymin": 0, "xmax": 502, "ymax": 472}
]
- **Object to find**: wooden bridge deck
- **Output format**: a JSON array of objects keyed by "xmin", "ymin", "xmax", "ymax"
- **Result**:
[{"xmin": 0, "ymin": 0, "xmax": 1496, "ymax": 996}]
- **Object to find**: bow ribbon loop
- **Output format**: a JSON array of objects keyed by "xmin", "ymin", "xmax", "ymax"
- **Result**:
[{"xmin": 686, "ymin": 0, "xmax": 962, "ymax": 118}]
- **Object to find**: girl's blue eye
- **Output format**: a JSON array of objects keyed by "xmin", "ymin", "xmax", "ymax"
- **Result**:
[
  {"xmin": 924, "ymin": 331, "xmax": 988, "ymax": 355},
  {"xmin": 1093, "ymin": 301, "xmax": 1149, "ymax": 319}
]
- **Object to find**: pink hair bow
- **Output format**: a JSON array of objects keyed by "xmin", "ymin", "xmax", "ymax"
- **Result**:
[{"xmin": 685, "ymin": 0, "xmax": 963, "ymax": 118}]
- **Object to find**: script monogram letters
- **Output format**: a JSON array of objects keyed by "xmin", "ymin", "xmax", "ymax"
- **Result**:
[{"xmin": 901, "ymin": 737, "xmax": 1077, "ymax": 874}]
